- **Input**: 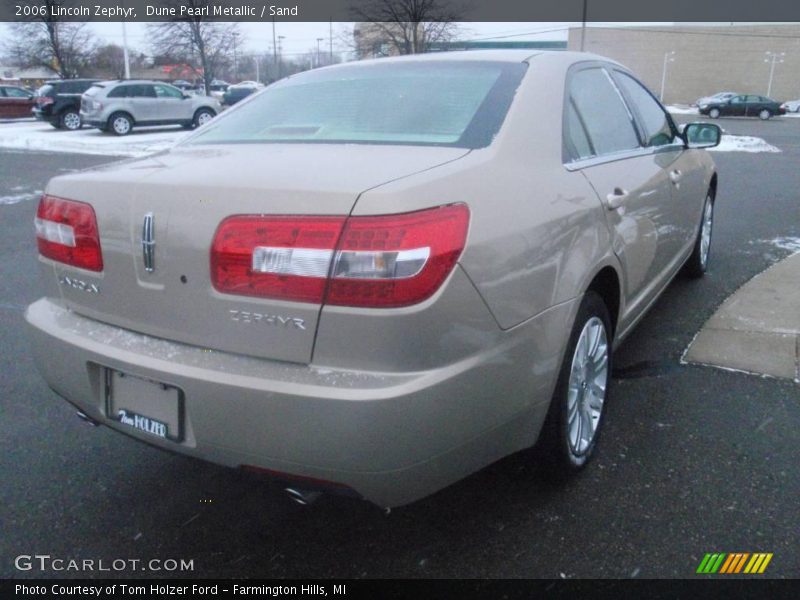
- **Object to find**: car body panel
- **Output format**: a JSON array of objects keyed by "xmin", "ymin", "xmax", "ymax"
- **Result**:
[
  {"xmin": 27, "ymin": 50, "xmax": 718, "ymax": 506},
  {"xmin": 0, "ymin": 85, "xmax": 35, "ymax": 118}
]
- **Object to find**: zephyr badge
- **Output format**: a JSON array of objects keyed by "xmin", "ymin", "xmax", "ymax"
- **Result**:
[{"xmin": 142, "ymin": 212, "xmax": 155, "ymax": 272}]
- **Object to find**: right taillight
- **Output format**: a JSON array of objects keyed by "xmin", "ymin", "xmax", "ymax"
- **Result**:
[
  {"xmin": 35, "ymin": 195, "xmax": 103, "ymax": 272},
  {"xmin": 210, "ymin": 204, "xmax": 469, "ymax": 308}
]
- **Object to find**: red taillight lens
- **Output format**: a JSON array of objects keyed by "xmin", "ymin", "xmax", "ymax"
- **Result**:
[
  {"xmin": 211, "ymin": 215, "xmax": 346, "ymax": 303},
  {"xmin": 327, "ymin": 204, "xmax": 470, "ymax": 307},
  {"xmin": 35, "ymin": 96, "xmax": 53, "ymax": 105},
  {"xmin": 210, "ymin": 204, "xmax": 469, "ymax": 308},
  {"xmin": 35, "ymin": 195, "xmax": 103, "ymax": 272}
]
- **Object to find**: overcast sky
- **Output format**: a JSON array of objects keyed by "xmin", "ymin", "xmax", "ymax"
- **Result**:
[{"xmin": 84, "ymin": 22, "xmax": 584, "ymax": 59}]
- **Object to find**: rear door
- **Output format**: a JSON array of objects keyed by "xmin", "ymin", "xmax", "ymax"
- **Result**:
[
  {"xmin": 125, "ymin": 84, "xmax": 158, "ymax": 123},
  {"xmin": 565, "ymin": 64, "xmax": 677, "ymax": 316}
]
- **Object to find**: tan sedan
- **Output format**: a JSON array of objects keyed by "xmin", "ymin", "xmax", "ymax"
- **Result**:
[{"xmin": 26, "ymin": 51, "xmax": 720, "ymax": 507}]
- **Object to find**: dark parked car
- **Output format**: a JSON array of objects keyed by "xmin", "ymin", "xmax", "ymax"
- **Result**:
[
  {"xmin": 222, "ymin": 84, "xmax": 260, "ymax": 106},
  {"xmin": 698, "ymin": 94, "xmax": 786, "ymax": 120},
  {"xmin": 33, "ymin": 79, "xmax": 100, "ymax": 130},
  {"xmin": 0, "ymin": 84, "xmax": 35, "ymax": 118}
]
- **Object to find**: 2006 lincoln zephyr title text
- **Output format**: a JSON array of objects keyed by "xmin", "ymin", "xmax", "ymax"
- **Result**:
[{"xmin": 26, "ymin": 51, "xmax": 721, "ymax": 507}]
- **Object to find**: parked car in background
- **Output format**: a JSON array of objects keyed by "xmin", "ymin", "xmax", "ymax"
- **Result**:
[
  {"xmin": 172, "ymin": 79, "xmax": 196, "ymax": 91},
  {"xmin": 33, "ymin": 79, "xmax": 100, "ymax": 130},
  {"xmin": 80, "ymin": 80, "xmax": 220, "ymax": 135},
  {"xmin": 780, "ymin": 99, "xmax": 800, "ymax": 113},
  {"xmin": 0, "ymin": 84, "xmax": 35, "ymax": 118},
  {"xmin": 27, "ymin": 51, "xmax": 721, "ymax": 508},
  {"xmin": 699, "ymin": 94, "xmax": 786, "ymax": 120},
  {"xmin": 208, "ymin": 79, "xmax": 229, "ymax": 101},
  {"xmin": 694, "ymin": 91, "xmax": 737, "ymax": 107},
  {"xmin": 222, "ymin": 82, "xmax": 262, "ymax": 106}
]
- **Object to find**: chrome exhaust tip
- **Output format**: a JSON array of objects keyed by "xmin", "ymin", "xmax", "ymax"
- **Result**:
[
  {"xmin": 76, "ymin": 410, "xmax": 100, "ymax": 427},
  {"xmin": 285, "ymin": 487, "xmax": 321, "ymax": 506}
]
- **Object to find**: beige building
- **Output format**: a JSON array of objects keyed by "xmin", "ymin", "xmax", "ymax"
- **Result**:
[{"xmin": 567, "ymin": 24, "xmax": 800, "ymax": 104}]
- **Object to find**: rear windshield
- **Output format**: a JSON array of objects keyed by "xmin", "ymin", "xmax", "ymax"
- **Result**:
[
  {"xmin": 84, "ymin": 84, "xmax": 104, "ymax": 97},
  {"xmin": 36, "ymin": 84, "xmax": 54, "ymax": 97},
  {"xmin": 187, "ymin": 61, "xmax": 527, "ymax": 149}
]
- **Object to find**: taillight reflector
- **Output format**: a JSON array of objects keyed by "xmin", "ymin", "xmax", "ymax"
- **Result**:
[
  {"xmin": 35, "ymin": 195, "xmax": 103, "ymax": 272},
  {"xmin": 210, "ymin": 204, "xmax": 469, "ymax": 308}
]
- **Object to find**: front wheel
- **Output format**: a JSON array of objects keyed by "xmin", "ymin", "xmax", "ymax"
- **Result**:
[
  {"xmin": 539, "ymin": 291, "xmax": 612, "ymax": 473},
  {"xmin": 758, "ymin": 109, "xmax": 771, "ymax": 120},
  {"xmin": 684, "ymin": 192, "xmax": 714, "ymax": 278},
  {"xmin": 708, "ymin": 108, "xmax": 720, "ymax": 119},
  {"xmin": 193, "ymin": 108, "xmax": 215, "ymax": 128}
]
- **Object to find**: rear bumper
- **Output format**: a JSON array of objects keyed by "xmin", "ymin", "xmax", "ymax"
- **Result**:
[{"xmin": 25, "ymin": 297, "xmax": 574, "ymax": 506}]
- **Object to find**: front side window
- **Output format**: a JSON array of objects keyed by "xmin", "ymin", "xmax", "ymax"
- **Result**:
[
  {"xmin": 5, "ymin": 87, "xmax": 30, "ymax": 98},
  {"xmin": 615, "ymin": 72, "xmax": 675, "ymax": 147},
  {"xmin": 731, "ymin": 96, "xmax": 746, "ymax": 104},
  {"xmin": 155, "ymin": 84, "xmax": 183, "ymax": 99},
  {"xmin": 568, "ymin": 67, "xmax": 640, "ymax": 157},
  {"xmin": 130, "ymin": 85, "xmax": 156, "ymax": 98},
  {"xmin": 187, "ymin": 61, "xmax": 527, "ymax": 149}
]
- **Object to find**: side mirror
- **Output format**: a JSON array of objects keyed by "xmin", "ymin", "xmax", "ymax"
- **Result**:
[{"xmin": 682, "ymin": 122, "xmax": 721, "ymax": 149}]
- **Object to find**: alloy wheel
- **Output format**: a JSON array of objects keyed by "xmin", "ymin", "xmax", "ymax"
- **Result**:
[
  {"xmin": 699, "ymin": 196, "xmax": 713, "ymax": 268},
  {"xmin": 566, "ymin": 316, "xmax": 609, "ymax": 456}
]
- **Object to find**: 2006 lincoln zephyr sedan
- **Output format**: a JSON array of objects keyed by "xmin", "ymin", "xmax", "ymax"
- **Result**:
[{"xmin": 26, "ymin": 51, "xmax": 721, "ymax": 507}]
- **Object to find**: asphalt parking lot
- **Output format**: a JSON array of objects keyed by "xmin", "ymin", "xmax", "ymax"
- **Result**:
[{"xmin": 1, "ymin": 115, "xmax": 798, "ymax": 579}]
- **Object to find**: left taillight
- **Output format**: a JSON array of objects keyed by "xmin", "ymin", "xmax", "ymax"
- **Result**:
[{"xmin": 35, "ymin": 195, "xmax": 103, "ymax": 272}]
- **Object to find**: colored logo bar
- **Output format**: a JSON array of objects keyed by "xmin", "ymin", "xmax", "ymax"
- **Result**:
[{"xmin": 696, "ymin": 553, "xmax": 773, "ymax": 574}]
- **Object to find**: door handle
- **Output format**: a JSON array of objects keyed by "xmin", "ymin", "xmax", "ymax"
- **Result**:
[
  {"xmin": 670, "ymin": 169, "xmax": 683, "ymax": 183},
  {"xmin": 605, "ymin": 187, "xmax": 628, "ymax": 210}
]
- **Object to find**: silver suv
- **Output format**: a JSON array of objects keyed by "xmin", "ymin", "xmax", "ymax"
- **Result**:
[{"xmin": 80, "ymin": 80, "xmax": 220, "ymax": 136}]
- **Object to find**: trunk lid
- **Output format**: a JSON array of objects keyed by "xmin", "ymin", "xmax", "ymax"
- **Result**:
[{"xmin": 45, "ymin": 144, "xmax": 469, "ymax": 363}]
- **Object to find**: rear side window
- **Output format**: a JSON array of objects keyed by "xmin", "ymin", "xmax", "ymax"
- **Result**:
[
  {"xmin": 567, "ymin": 67, "xmax": 640, "ymax": 158},
  {"xmin": 107, "ymin": 85, "xmax": 129, "ymax": 98},
  {"xmin": 128, "ymin": 85, "xmax": 156, "ymax": 98},
  {"xmin": 614, "ymin": 72, "xmax": 675, "ymax": 147},
  {"xmin": 564, "ymin": 101, "xmax": 593, "ymax": 160}
]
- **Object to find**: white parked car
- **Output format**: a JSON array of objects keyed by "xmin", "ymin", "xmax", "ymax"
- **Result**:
[{"xmin": 780, "ymin": 99, "xmax": 800, "ymax": 113}]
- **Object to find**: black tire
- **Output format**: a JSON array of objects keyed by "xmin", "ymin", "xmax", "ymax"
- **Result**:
[
  {"xmin": 108, "ymin": 112, "xmax": 133, "ymax": 136},
  {"xmin": 538, "ymin": 291, "xmax": 613, "ymax": 475},
  {"xmin": 192, "ymin": 108, "xmax": 215, "ymax": 128},
  {"xmin": 49, "ymin": 120, "xmax": 62, "ymax": 130},
  {"xmin": 684, "ymin": 190, "xmax": 715, "ymax": 278},
  {"xmin": 60, "ymin": 110, "xmax": 81, "ymax": 131}
]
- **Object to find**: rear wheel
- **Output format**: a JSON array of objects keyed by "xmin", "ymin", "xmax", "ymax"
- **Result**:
[
  {"xmin": 109, "ymin": 112, "xmax": 133, "ymax": 136},
  {"xmin": 758, "ymin": 109, "xmax": 771, "ymax": 120},
  {"xmin": 684, "ymin": 191, "xmax": 714, "ymax": 278},
  {"xmin": 708, "ymin": 108, "xmax": 720, "ymax": 119},
  {"xmin": 539, "ymin": 291, "xmax": 612, "ymax": 473},
  {"xmin": 60, "ymin": 110, "xmax": 81, "ymax": 131}
]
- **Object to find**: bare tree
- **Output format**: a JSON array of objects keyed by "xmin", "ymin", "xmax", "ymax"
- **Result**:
[
  {"xmin": 3, "ymin": 0, "xmax": 96, "ymax": 78},
  {"xmin": 147, "ymin": 1, "xmax": 241, "ymax": 93},
  {"xmin": 350, "ymin": 0, "xmax": 462, "ymax": 57}
]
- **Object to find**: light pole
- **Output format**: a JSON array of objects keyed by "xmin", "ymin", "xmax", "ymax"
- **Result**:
[
  {"xmin": 232, "ymin": 32, "xmax": 240, "ymax": 81},
  {"xmin": 316, "ymin": 37, "xmax": 324, "ymax": 67},
  {"xmin": 579, "ymin": 0, "xmax": 588, "ymax": 52},
  {"xmin": 764, "ymin": 51, "xmax": 785, "ymax": 98},
  {"xmin": 121, "ymin": 19, "xmax": 131, "ymax": 79},
  {"xmin": 660, "ymin": 50, "xmax": 676, "ymax": 102},
  {"xmin": 254, "ymin": 55, "xmax": 260, "ymax": 84},
  {"xmin": 277, "ymin": 35, "xmax": 285, "ymax": 79}
]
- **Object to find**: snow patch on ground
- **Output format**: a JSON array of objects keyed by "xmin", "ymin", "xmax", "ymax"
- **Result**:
[
  {"xmin": 0, "ymin": 189, "xmax": 43, "ymax": 205},
  {"xmin": 753, "ymin": 236, "xmax": 800, "ymax": 253},
  {"xmin": 709, "ymin": 135, "xmax": 780, "ymax": 153},
  {"xmin": 0, "ymin": 121, "xmax": 188, "ymax": 157},
  {"xmin": 666, "ymin": 105, "xmax": 699, "ymax": 115}
]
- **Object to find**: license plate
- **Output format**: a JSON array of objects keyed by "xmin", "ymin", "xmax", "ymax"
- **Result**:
[{"xmin": 105, "ymin": 369, "xmax": 183, "ymax": 442}]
